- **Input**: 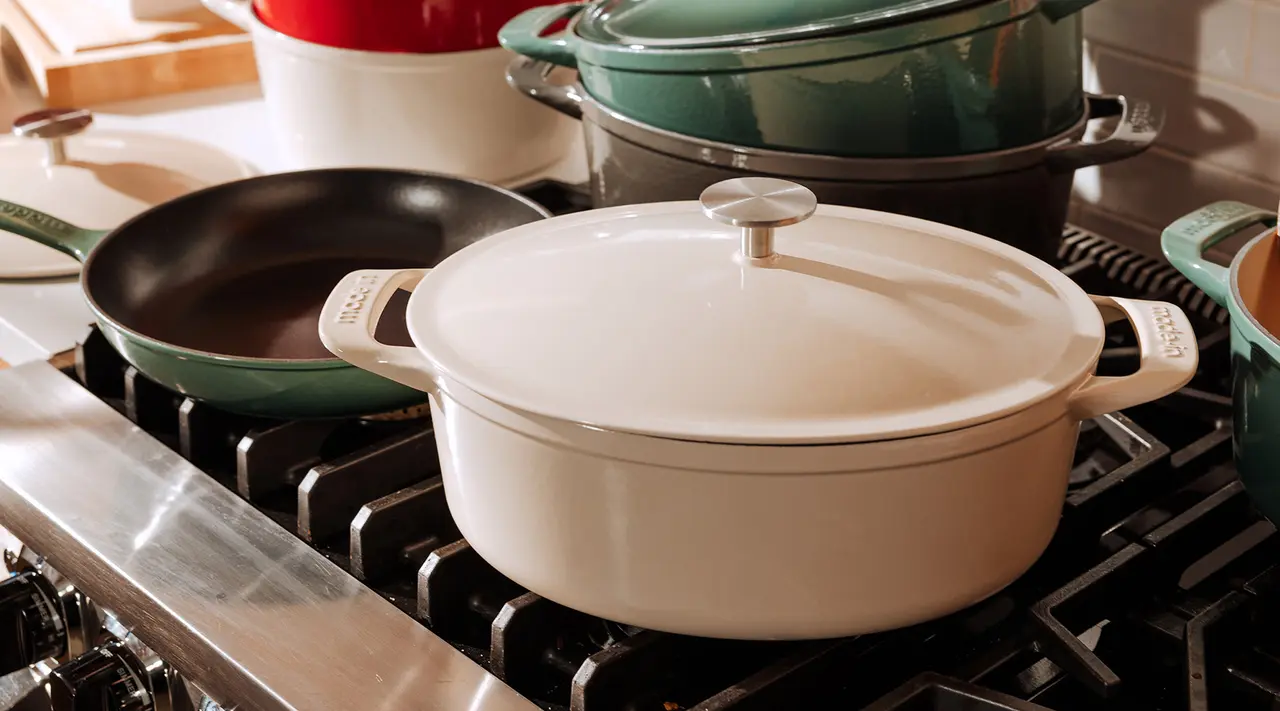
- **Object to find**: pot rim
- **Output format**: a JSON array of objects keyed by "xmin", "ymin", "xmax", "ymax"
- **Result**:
[
  {"xmin": 246, "ymin": 6, "xmax": 521, "ymax": 67},
  {"xmin": 1229, "ymin": 228, "xmax": 1280, "ymax": 353},
  {"xmin": 572, "ymin": 0, "xmax": 1008, "ymax": 51},
  {"xmin": 403, "ymin": 199, "xmax": 1111, "ymax": 446},
  {"xmin": 581, "ymin": 86, "xmax": 1095, "ymax": 180},
  {"xmin": 431, "ymin": 366, "xmax": 1089, "ymax": 474}
]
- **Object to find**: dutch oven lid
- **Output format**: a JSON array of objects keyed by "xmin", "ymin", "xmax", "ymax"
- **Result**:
[
  {"xmin": 573, "ymin": 0, "xmax": 1019, "ymax": 49},
  {"xmin": 0, "ymin": 108, "xmax": 257, "ymax": 279},
  {"xmin": 408, "ymin": 178, "xmax": 1106, "ymax": 445}
]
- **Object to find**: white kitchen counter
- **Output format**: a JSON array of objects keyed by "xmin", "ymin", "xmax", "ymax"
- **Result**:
[{"xmin": 0, "ymin": 81, "xmax": 586, "ymax": 366}]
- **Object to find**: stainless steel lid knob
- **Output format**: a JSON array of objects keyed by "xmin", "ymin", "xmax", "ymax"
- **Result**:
[
  {"xmin": 12, "ymin": 108, "xmax": 94, "ymax": 167},
  {"xmin": 699, "ymin": 177, "xmax": 817, "ymax": 259}
]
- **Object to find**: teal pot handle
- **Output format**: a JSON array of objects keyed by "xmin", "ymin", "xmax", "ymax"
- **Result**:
[
  {"xmin": 1045, "ymin": 95, "xmax": 1164, "ymax": 173},
  {"xmin": 498, "ymin": 3, "xmax": 587, "ymax": 69},
  {"xmin": 0, "ymin": 199, "xmax": 108, "ymax": 263},
  {"xmin": 1040, "ymin": 0, "xmax": 1104, "ymax": 22},
  {"xmin": 506, "ymin": 56, "xmax": 584, "ymax": 120},
  {"xmin": 1160, "ymin": 202, "xmax": 1278, "ymax": 307}
]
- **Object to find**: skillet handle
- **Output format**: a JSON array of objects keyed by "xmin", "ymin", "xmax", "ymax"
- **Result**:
[
  {"xmin": 0, "ymin": 199, "xmax": 105, "ymax": 263},
  {"xmin": 1067, "ymin": 296, "xmax": 1199, "ymax": 421},
  {"xmin": 1044, "ymin": 95, "xmax": 1163, "ymax": 173},
  {"xmin": 318, "ymin": 269, "xmax": 439, "ymax": 393}
]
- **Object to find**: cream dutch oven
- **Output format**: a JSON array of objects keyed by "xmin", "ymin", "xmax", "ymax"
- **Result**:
[{"xmin": 318, "ymin": 178, "xmax": 1199, "ymax": 640}]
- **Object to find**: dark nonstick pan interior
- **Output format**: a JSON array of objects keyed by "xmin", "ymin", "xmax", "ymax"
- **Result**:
[{"xmin": 83, "ymin": 169, "xmax": 551, "ymax": 360}]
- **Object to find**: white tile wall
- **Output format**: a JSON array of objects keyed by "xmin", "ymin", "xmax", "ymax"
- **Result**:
[{"xmin": 1073, "ymin": 0, "xmax": 1280, "ymax": 255}]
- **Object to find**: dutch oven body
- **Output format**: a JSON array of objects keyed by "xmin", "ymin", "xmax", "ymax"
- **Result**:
[
  {"xmin": 581, "ymin": 115, "xmax": 1079, "ymax": 264},
  {"xmin": 507, "ymin": 57, "xmax": 1164, "ymax": 266},
  {"xmin": 500, "ymin": 0, "xmax": 1103, "ymax": 157},
  {"xmin": 321, "ymin": 183, "xmax": 1199, "ymax": 640},
  {"xmin": 1164, "ymin": 203, "xmax": 1280, "ymax": 525}
]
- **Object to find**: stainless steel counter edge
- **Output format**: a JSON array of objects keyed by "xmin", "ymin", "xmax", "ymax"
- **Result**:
[{"xmin": 0, "ymin": 361, "xmax": 540, "ymax": 711}]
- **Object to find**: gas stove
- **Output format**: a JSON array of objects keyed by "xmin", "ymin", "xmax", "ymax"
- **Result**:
[{"xmin": 0, "ymin": 181, "xmax": 1270, "ymax": 711}]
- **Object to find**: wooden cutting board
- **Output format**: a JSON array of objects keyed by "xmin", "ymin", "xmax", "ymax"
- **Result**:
[
  {"xmin": 0, "ymin": 0, "xmax": 257, "ymax": 106},
  {"xmin": 17, "ymin": 0, "xmax": 240, "ymax": 55}
]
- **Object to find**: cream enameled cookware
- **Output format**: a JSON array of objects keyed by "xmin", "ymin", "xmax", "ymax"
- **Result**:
[
  {"xmin": 201, "ymin": 0, "xmax": 578, "ymax": 187},
  {"xmin": 0, "ymin": 108, "xmax": 257, "ymax": 279},
  {"xmin": 318, "ymin": 178, "xmax": 1200, "ymax": 640}
]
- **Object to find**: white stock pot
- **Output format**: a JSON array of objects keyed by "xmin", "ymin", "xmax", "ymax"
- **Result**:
[
  {"xmin": 201, "ymin": 0, "xmax": 577, "ymax": 186},
  {"xmin": 318, "ymin": 178, "xmax": 1199, "ymax": 640}
]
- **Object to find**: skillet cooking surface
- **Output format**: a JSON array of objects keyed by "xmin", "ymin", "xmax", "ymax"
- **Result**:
[{"xmin": 82, "ymin": 170, "xmax": 548, "ymax": 360}]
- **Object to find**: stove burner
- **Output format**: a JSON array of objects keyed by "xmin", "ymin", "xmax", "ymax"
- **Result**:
[{"xmin": 30, "ymin": 193, "xmax": 1270, "ymax": 710}]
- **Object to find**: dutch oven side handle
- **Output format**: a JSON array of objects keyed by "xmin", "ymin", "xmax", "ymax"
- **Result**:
[
  {"xmin": 1161, "ymin": 202, "xmax": 1279, "ymax": 307},
  {"xmin": 318, "ymin": 269, "xmax": 440, "ymax": 393},
  {"xmin": 506, "ymin": 56, "xmax": 584, "ymax": 121},
  {"xmin": 1044, "ymin": 94, "xmax": 1165, "ymax": 174},
  {"xmin": 498, "ymin": 3, "xmax": 587, "ymax": 69},
  {"xmin": 1066, "ymin": 295, "xmax": 1199, "ymax": 421}
]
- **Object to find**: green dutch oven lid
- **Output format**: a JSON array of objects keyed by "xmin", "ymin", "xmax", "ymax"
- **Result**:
[
  {"xmin": 574, "ymin": 0, "xmax": 999, "ymax": 48},
  {"xmin": 500, "ymin": 0, "xmax": 1090, "ymax": 72}
]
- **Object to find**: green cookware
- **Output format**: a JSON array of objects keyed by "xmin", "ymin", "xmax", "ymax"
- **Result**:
[
  {"xmin": 1163, "ymin": 201, "xmax": 1280, "ymax": 523},
  {"xmin": 499, "ymin": 0, "xmax": 1103, "ymax": 158},
  {"xmin": 0, "ymin": 169, "xmax": 550, "ymax": 420}
]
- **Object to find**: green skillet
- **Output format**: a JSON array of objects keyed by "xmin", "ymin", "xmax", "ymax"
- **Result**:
[{"xmin": 0, "ymin": 168, "xmax": 550, "ymax": 419}]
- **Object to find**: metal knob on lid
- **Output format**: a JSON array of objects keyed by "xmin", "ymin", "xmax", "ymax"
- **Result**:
[
  {"xmin": 12, "ymin": 108, "xmax": 94, "ymax": 166},
  {"xmin": 699, "ymin": 177, "xmax": 817, "ymax": 259}
]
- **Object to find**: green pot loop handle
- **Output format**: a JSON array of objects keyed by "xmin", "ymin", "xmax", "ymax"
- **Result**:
[
  {"xmin": 0, "ymin": 199, "xmax": 106, "ymax": 263},
  {"xmin": 498, "ymin": 2, "xmax": 587, "ymax": 69},
  {"xmin": 1039, "ymin": 0, "xmax": 1104, "ymax": 22},
  {"xmin": 1161, "ymin": 201, "xmax": 1278, "ymax": 308}
]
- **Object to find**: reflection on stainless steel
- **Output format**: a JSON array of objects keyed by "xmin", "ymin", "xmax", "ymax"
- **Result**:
[{"xmin": 0, "ymin": 361, "xmax": 539, "ymax": 711}]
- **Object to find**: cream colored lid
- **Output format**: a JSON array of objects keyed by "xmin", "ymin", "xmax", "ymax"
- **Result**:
[
  {"xmin": 0, "ymin": 109, "xmax": 258, "ymax": 279},
  {"xmin": 409, "ymin": 178, "xmax": 1107, "ymax": 445}
]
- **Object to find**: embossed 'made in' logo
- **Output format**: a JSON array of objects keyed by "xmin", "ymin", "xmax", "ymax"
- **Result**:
[
  {"xmin": 1178, "ymin": 202, "xmax": 1265, "ymax": 239},
  {"xmin": 1151, "ymin": 305, "xmax": 1190, "ymax": 357},
  {"xmin": 0, "ymin": 202, "xmax": 81, "ymax": 240},
  {"xmin": 336, "ymin": 275, "xmax": 381, "ymax": 325}
]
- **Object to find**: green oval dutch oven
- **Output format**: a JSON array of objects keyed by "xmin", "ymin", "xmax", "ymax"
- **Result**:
[
  {"xmin": 1163, "ymin": 201, "xmax": 1280, "ymax": 524},
  {"xmin": 499, "ymin": 0, "xmax": 1103, "ymax": 158}
]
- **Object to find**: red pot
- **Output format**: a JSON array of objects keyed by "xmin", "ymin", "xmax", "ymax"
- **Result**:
[{"xmin": 252, "ymin": 0, "xmax": 561, "ymax": 53}]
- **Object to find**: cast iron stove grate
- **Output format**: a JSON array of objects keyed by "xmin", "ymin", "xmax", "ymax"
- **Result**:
[{"xmin": 48, "ymin": 187, "xmax": 1267, "ymax": 711}]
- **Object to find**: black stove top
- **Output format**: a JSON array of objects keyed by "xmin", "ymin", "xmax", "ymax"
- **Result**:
[{"xmin": 52, "ymin": 183, "xmax": 1275, "ymax": 711}]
